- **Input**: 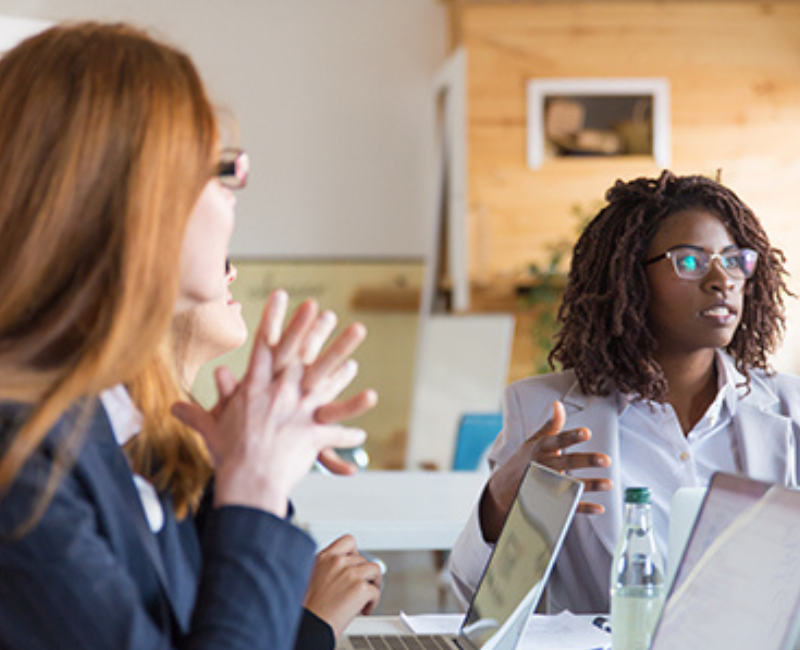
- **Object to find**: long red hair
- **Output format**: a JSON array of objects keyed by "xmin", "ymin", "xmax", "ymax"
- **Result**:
[{"xmin": 0, "ymin": 23, "xmax": 217, "ymax": 504}]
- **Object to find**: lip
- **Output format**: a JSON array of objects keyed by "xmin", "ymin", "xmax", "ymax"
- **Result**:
[{"xmin": 699, "ymin": 301, "xmax": 738, "ymax": 324}]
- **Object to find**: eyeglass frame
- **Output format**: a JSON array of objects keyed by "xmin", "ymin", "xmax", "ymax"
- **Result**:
[
  {"xmin": 644, "ymin": 245, "xmax": 758, "ymax": 281},
  {"xmin": 215, "ymin": 148, "xmax": 249, "ymax": 189}
]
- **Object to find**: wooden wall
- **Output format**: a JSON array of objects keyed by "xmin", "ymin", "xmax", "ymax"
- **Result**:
[{"xmin": 459, "ymin": 1, "xmax": 800, "ymax": 375}]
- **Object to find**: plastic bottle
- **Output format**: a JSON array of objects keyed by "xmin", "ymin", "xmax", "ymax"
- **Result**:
[{"xmin": 610, "ymin": 487, "xmax": 665, "ymax": 650}]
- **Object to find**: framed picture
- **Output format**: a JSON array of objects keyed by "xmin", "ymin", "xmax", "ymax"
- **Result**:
[{"xmin": 527, "ymin": 78, "xmax": 670, "ymax": 169}]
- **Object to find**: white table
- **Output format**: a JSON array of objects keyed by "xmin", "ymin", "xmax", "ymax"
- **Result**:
[{"xmin": 291, "ymin": 470, "xmax": 487, "ymax": 551}]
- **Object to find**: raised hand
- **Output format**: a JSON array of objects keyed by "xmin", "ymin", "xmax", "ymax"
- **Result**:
[
  {"xmin": 171, "ymin": 291, "xmax": 375, "ymax": 516},
  {"xmin": 303, "ymin": 535, "xmax": 383, "ymax": 638},
  {"xmin": 267, "ymin": 294, "xmax": 377, "ymax": 475},
  {"xmin": 479, "ymin": 401, "xmax": 612, "ymax": 542}
]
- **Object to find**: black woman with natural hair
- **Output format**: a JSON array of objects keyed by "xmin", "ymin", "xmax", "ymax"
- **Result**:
[{"xmin": 449, "ymin": 170, "xmax": 800, "ymax": 613}]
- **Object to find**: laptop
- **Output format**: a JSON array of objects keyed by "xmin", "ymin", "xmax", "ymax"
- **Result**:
[
  {"xmin": 651, "ymin": 472, "xmax": 800, "ymax": 650},
  {"xmin": 339, "ymin": 462, "xmax": 583, "ymax": 650}
]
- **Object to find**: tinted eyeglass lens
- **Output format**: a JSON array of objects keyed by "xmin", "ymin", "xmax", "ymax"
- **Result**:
[
  {"xmin": 674, "ymin": 251, "xmax": 703, "ymax": 277},
  {"xmin": 729, "ymin": 249, "xmax": 758, "ymax": 278},
  {"xmin": 216, "ymin": 149, "xmax": 249, "ymax": 189}
]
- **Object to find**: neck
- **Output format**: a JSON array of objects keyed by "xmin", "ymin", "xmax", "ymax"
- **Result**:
[
  {"xmin": 180, "ymin": 357, "xmax": 202, "ymax": 392},
  {"xmin": 658, "ymin": 349, "xmax": 719, "ymax": 435}
]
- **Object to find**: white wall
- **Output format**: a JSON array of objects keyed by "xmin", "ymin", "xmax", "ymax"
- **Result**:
[{"xmin": 2, "ymin": 1, "xmax": 447, "ymax": 258}]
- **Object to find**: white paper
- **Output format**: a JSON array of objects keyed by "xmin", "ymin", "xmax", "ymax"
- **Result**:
[
  {"xmin": 401, "ymin": 611, "xmax": 610, "ymax": 650},
  {"xmin": 522, "ymin": 612, "xmax": 610, "ymax": 650},
  {"xmin": 655, "ymin": 487, "xmax": 800, "ymax": 650}
]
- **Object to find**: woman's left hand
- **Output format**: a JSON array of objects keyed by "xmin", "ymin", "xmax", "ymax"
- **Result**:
[{"xmin": 304, "ymin": 535, "xmax": 383, "ymax": 638}]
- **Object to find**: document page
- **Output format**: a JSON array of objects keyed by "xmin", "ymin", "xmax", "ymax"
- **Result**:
[{"xmin": 401, "ymin": 611, "xmax": 610, "ymax": 650}]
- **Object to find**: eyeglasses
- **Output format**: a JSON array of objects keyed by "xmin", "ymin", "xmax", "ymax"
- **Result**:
[
  {"xmin": 216, "ymin": 148, "xmax": 249, "ymax": 189},
  {"xmin": 645, "ymin": 245, "xmax": 758, "ymax": 281}
]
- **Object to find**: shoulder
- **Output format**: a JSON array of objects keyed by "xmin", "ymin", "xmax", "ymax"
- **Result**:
[
  {"xmin": 506, "ymin": 369, "xmax": 579, "ymax": 402},
  {"xmin": 746, "ymin": 368, "xmax": 800, "ymax": 403},
  {"xmin": 500, "ymin": 370, "xmax": 585, "ymax": 439}
]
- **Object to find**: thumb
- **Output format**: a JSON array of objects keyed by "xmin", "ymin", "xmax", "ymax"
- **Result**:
[{"xmin": 540, "ymin": 400, "xmax": 566, "ymax": 438}]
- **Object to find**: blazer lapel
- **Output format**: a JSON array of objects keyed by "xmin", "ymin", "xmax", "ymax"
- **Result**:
[
  {"xmin": 80, "ymin": 412, "xmax": 171, "ymax": 586},
  {"xmin": 733, "ymin": 402, "xmax": 794, "ymax": 485},
  {"xmin": 723, "ymin": 355, "xmax": 795, "ymax": 485},
  {"xmin": 561, "ymin": 382, "xmax": 623, "ymax": 558},
  {"xmin": 155, "ymin": 496, "xmax": 200, "ymax": 634},
  {"xmin": 77, "ymin": 406, "xmax": 191, "ymax": 631}
]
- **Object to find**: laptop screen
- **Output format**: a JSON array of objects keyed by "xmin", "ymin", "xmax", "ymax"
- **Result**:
[
  {"xmin": 460, "ymin": 463, "xmax": 582, "ymax": 650},
  {"xmin": 652, "ymin": 473, "xmax": 800, "ymax": 650}
]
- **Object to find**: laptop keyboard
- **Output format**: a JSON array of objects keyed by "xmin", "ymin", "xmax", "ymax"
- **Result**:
[{"xmin": 348, "ymin": 635, "xmax": 459, "ymax": 650}]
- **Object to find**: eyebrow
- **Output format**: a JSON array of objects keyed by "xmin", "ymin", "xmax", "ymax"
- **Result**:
[{"xmin": 668, "ymin": 243, "xmax": 741, "ymax": 253}]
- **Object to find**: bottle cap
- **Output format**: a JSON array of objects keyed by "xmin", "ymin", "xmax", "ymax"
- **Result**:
[{"xmin": 625, "ymin": 487, "xmax": 651, "ymax": 503}]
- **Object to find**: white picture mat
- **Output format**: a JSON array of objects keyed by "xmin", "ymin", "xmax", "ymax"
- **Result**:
[{"xmin": 527, "ymin": 77, "xmax": 671, "ymax": 169}]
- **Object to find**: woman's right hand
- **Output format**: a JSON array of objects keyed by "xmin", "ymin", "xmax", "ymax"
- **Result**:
[
  {"xmin": 479, "ymin": 401, "xmax": 613, "ymax": 543},
  {"xmin": 172, "ymin": 291, "xmax": 375, "ymax": 516}
]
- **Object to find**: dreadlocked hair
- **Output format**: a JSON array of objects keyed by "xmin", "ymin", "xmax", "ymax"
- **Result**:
[{"xmin": 549, "ymin": 170, "xmax": 790, "ymax": 402}]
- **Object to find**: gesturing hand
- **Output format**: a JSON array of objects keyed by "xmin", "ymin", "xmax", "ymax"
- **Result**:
[
  {"xmin": 480, "ymin": 401, "xmax": 613, "ymax": 543},
  {"xmin": 303, "ymin": 535, "xmax": 383, "ymax": 638},
  {"xmin": 266, "ymin": 291, "xmax": 378, "ymax": 476},
  {"xmin": 172, "ymin": 291, "xmax": 376, "ymax": 516}
]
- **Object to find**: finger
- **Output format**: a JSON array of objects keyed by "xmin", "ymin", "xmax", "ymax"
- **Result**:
[
  {"xmin": 303, "ymin": 322, "xmax": 366, "ymax": 392},
  {"xmin": 245, "ymin": 303, "xmax": 278, "ymax": 389},
  {"xmin": 307, "ymin": 359, "xmax": 359, "ymax": 407},
  {"xmin": 581, "ymin": 477, "xmax": 614, "ymax": 493},
  {"xmin": 300, "ymin": 310, "xmax": 338, "ymax": 365},
  {"xmin": 540, "ymin": 401, "xmax": 566, "ymax": 436},
  {"xmin": 361, "ymin": 590, "xmax": 382, "ymax": 616},
  {"xmin": 264, "ymin": 289, "xmax": 289, "ymax": 347},
  {"xmin": 321, "ymin": 534, "xmax": 358, "ymax": 556},
  {"xmin": 360, "ymin": 561, "xmax": 383, "ymax": 589},
  {"xmin": 577, "ymin": 501, "xmax": 606, "ymax": 515},
  {"xmin": 536, "ymin": 427, "xmax": 591, "ymax": 455},
  {"xmin": 269, "ymin": 360, "xmax": 305, "ymax": 413},
  {"xmin": 272, "ymin": 300, "xmax": 319, "ymax": 373},
  {"xmin": 317, "ymin": 448, "xmax": 359, "ymax": 476},
  {"xmin": 539, "ymin": 452, "xmax": 610, "ymax": 472},
  {"xmin": 316, "ymin": 424, "xmax": 367, "ymax": 453},
  {"xmin": 214, "ymin": 366, "xmax": 238, "ymax": 400},
  {"xmin": 529, "ymin": 401, "xmax": 568, "ymax": 455},
  {"xmin": 315, "ymin": 390, "xmax": 378, "ymax": 425}
]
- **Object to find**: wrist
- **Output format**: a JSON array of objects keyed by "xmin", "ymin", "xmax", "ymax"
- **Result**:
[{"xmin": 213, "ymin": 470, "xmax": 290, "ymax": 517}]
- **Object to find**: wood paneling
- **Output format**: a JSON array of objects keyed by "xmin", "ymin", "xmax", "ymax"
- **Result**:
[{"xmin": 460, "ymin": 1, "xmax": 800, "ymax": 374}]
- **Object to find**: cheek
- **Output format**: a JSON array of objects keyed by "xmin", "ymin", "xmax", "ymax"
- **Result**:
[{"xmin": 177, "ymin": 185, "xmax": 234, "ymax": 309}]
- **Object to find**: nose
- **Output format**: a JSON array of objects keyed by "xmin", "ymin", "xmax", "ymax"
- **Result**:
[{"xmin": 702, "ymin": 257, "xmax": 735, "ymax": 295}]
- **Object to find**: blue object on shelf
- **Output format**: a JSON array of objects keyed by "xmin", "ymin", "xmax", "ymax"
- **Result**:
[{"xmin": 452, "ymin": 413, "xmax": 503, "ymax": 471}]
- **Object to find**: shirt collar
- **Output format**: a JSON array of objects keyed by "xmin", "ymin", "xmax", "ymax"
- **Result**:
[
  {"xmin": 99, "ymin": 384, "xmax": 143, "ymax": 446},
  {"xmin": 616, "ymin": 349, "xmax": 739, "ymax": 417}
]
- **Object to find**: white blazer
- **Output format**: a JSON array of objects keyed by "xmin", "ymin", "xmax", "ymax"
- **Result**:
[{"xmin": 449, "ymin": 354, "xmax": 800, "ymax": 613}]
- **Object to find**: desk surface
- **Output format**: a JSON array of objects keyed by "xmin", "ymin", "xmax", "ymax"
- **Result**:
[{"xmin": 292, "ymin": 470, "xmax": 487, "ymax": 551}]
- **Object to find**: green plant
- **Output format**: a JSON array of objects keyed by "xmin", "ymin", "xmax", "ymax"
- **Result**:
[{"xmin": 522, "ymin": 203, "xmax": 596, "ymax": 375}]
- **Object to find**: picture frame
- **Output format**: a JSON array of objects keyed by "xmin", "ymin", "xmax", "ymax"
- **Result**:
[{"xmin": 527, "ymin": 77, "xmax": 671, "ymax": 169}]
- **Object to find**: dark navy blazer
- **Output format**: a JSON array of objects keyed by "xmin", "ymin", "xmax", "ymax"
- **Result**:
[{"xmin": 0, "ymin": 401, "xmax": 316, "ymax": 650}]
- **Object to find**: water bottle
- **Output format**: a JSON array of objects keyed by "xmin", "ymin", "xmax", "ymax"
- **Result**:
[{"xmin": 610, "ymin": 487, "xmax": 665, "ymax": 650}]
